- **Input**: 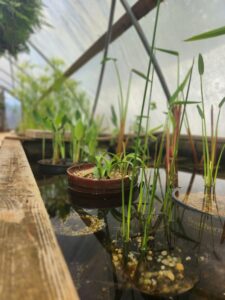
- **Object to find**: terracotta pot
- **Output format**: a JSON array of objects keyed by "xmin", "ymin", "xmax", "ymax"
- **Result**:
[
  {"xmin": 38, "ymin": 158, "xmax": 72, "ymax": 175},
  {"xmin": 67, "ymin": 163, "xmax": 139, "ymax": 208}
]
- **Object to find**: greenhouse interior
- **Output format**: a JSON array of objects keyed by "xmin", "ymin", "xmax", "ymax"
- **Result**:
[{"xmin": 1, "ymin": 0, "xmax": 225, "ymax": 299}]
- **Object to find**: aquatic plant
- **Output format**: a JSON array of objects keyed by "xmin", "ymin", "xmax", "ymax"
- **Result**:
[
  {"xmin": 45, "ymin": 108, "xmax": 68, "ymax": 165},
  {"xmin": 105, "ymin": 57, "xmax": 132, "ymax": 154},
  {"xmin": 69, "ymin": 111, "xmax": 100, "ymax": 163},
  {"xmin": 197, "ymin": 54, "xmax": 225, "ymax": 192}
]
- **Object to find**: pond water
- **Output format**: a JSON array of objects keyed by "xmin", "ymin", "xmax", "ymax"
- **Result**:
[{"xmin": 34, "ymin": 166, "xmax": 225, "ymax": 300}]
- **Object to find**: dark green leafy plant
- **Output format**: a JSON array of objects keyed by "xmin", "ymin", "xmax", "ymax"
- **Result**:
[{"xmin": 0, "ymin": 0, "xmax": 43, "ymax": 56}]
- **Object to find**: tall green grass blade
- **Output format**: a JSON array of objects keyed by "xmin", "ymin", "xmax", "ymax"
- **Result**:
[
  {"xmin": 197, "ymin": 104, "xmax": 204, "ymax": 118},
  {"xmin": 132, "ymin": 69, "xmax": 151, "ymax": 82},
  {"xmin": 155, "ymin": 47, "xmax": 179, "ymax": 56},
  {"xmin": 219, "ymin": 96, "xmax": 225, "ymax": 108},
  {"xmin": 169, "ymin": 67, "xmax": 192, "ymax": 104},
  {"xmin": 214, "ymin": 144, "xmax": 225, "ymax": 184},
  {"xmin": 185, "ymin": 26, "xmax": 225, "ymax": 42}
]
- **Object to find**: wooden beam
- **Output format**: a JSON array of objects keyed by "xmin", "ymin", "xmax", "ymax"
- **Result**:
[
  {"xmin": 40, "ymin": 0, "xmax": 159, "ymax": 101},
  {"xmin": 64, "ymin": 0, "xmax": 158, "ymax": 78},
  {"xmin": 0, "ymin": 139, "xmax": 79, "ymax": 300}
]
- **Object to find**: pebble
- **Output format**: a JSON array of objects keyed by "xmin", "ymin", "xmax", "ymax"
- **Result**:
[
  {"xmin": 185, "ymin": 256, "xmax": 191, "ymax": 261},
  {"xmin": 113, "ymin": 255, "xmax": 118, "ymax": 262},
  {"xmin": 161, "ymin": 250, "xmax": 167, "ymax": 256},
  {"xmin": 164, "ymin": 270, "xmax": 175, "ymax": 281},
  {"xmin": 152, "ymin": 278, "xmax": 157, "ymax": 286},
  {"xmin": 147, "ymin": 255, "xmax": 153, "ymax": 261},
  {"xmin": 176, "ymin": 263, "xmax": 184, "ymax": 272}
]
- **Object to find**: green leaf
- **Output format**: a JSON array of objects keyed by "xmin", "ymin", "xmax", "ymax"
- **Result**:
[
  {"xmin": 132, "ymin": 69, "xmax": 151, "ymax": 82},
  {"xmin": 32, "ymin": 110, "xmax": 42, "ymax": 124},
  {"xmin": 101, "ymin": 57, "xmax": 117, "ymax": 64},
  {"xmin": 61, "ymin": 115, "xmax": 68, "ymax": 128},
  {"xmin": 219, "ymin": 97, "xmax": 225, "ymax": 108},
  {"xmin": 110, "ymin": 105, "xmax": 118, "ymax": 127},
  {"xmin": 185, "ymin": 26, "xmax": 225, "ymax": 42},
  {"xmin": 74, "ymin": 119, "xmax": 85, "ymax": 141},
  {"xmin": 197, "ymin": 105, "xmax": 204, "ymax": 119},
  {"xmin": 198, "ymin": 54, "xmax": 204, "ymax": 75},
  {"xmin": 75, "ymin": 110, "xmax": 81, "ymax": 120},
  {"xmin": 169, "ymin": 66, "xmax": 192, "ymax": 104},
  {"xmin": 155, "ymin": 47, "xmax": 179, "ymax": 56}
]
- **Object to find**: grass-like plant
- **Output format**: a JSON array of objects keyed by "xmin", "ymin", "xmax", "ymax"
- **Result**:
[
  {"xmin": 197, "ymin": 54, "xmax": 225, "ymax": 192},
  {"xmin": 105, "ymin": 57, "xmax": 132, "ymax": 154}
]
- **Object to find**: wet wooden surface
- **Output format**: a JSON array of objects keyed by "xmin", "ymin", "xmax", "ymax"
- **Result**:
[{"xmin": 0, "ymin": 138, "xmax": 79, "ymax": 300}]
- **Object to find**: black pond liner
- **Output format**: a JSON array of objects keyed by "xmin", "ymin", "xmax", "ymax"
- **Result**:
[
  {"xmin": 171, "ymin": 188, "xmax": 225, "ymax": 243},
  {"xmin": 38, "ymin": 158, "xmax": 73, "ymax": 175}
]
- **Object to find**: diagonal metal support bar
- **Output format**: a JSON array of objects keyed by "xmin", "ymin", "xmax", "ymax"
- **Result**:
[
  {"xmin": 120, "ymin": 0, "xmax": 171, "ymax": 101},
  {"xmin": 91, "ymin": 0, "xmax": 117, "ymax": 120}
]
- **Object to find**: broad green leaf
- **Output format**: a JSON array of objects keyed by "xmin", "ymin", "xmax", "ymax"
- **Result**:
[
  {"xmin": 61, "ymin": 115, "xmax": 68, "ymax": 128},
  {"xmin": 169, "ymin": 66, "xmax": 192, "ymax": 104},
  {"xmin": 198, "ymin": 54, "xmax": 204, "ymax": 75},
  {"xmin": 185, "ymin": 26, "xmax": 225, "ymax": 42},
  {"xmin": 155, "ymin": 47, "xmax": 179, "ymax": 56},
  {"xmin": 219, "ymin": 97, "xmax": 225, "ymax": 108},
  {"xmin": 74, "ymin": 119, "xmax": 85, "ymax": 141},
  {"xmin": 197, "ymin": 105, "xmax": 204, "ymax": 119},
  {"xmin": 132, "ymin": 69, "xmax": 151, "ymax": 82}
]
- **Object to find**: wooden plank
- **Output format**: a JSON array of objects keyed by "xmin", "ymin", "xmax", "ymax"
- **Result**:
[
  {"xmin": 40, "ymin": 0, "xmax": 160, "ymax": 101},
  {"xmin": 0, "ymin": 139, "xmax": 79, "ymax": 300}
]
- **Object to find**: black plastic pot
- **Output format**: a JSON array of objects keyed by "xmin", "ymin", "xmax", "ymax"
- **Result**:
[
  {"xmin": 38, "ymin": 158, "xmax": 73, "ymax": 175},
  {"xmin": 171, "ymin": 189, "xmax": 225, "ymax": 244}
]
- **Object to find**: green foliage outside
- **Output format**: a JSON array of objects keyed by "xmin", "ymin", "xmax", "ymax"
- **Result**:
[
  {"xmin": 13, "ymin": 58, "xmax": 90, "ymax": 132},
  {"xmin": 0, "ymin": 0, "xmax": 43, "ymax": 56}
]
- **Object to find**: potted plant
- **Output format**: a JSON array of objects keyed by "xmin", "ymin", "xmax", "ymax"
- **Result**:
[
  {"xmin": 173, "ymin": 54, "xmax": 225, "ymax": 213},
  {"xmin": 172, "ymin": 54, "xmax": 225, "ymax": 243},
  {"xmin": 67, "ymin": 152, "xmax": 142, "ymax": 208},
  {"xmin": 37, "ymin": 108, "xmax": 72, "ymax": 174}
]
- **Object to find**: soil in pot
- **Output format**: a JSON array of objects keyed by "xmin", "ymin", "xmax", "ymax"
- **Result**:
[{"xmin": 67, "ymin": 163, "xmax": 139, "ymax": 208}]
